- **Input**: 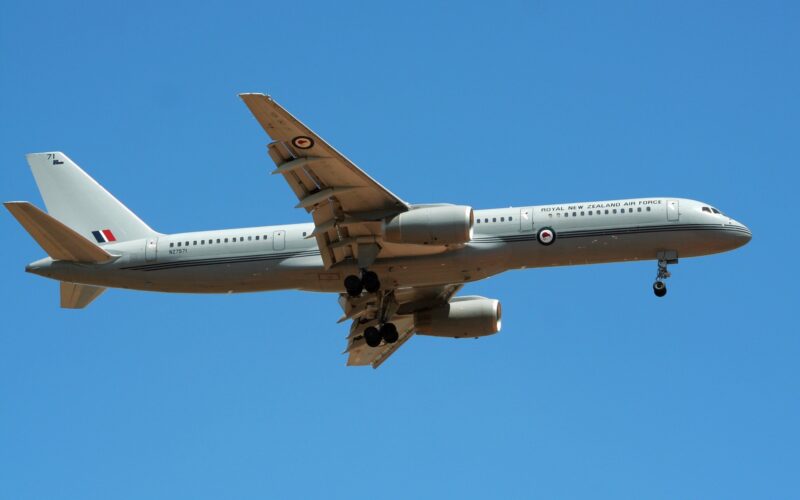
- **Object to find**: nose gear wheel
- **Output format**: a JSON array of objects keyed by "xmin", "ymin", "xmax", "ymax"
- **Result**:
[{"xmin": 652, "ymin": 255, "xmax": 676, "ymax": 298}]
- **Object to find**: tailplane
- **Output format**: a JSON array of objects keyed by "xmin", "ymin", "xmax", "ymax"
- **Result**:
[
  {"xmin": 27, "ymin": 152, "xmax": 157, "ymax": 243},
  {"xmin": 5, "ymin": 202, "xmax": 114, "ymax": 262}
]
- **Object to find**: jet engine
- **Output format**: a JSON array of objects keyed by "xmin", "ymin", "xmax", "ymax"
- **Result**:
[
  {"xmin": 383, "ymin": 205, "xmax": 474, "ymax": 245},
  {"xmin": 414, "ymin": 296, "xmax": 502, "ymax": 338}
]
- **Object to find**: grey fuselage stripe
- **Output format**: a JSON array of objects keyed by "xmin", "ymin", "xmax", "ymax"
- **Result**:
[{"xmin": 121, "ymin": 223, "xmax": 744, "ymax": 273}]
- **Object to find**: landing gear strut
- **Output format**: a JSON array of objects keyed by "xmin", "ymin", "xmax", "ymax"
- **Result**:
[
  {"xmin": 653, "ymin": 258, "xmax": 671, "ymax": 297},
  {"xmin": 344, "ymin": 270, "xmax": 381, "ymax": 297}
]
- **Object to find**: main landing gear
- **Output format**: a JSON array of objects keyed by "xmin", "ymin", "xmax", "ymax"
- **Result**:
[
  {"xmin": 344, "ymin": 270, "xmax": 381, "ymax": 297},
  {"xmin": 653, "ymin": 258, "xmax": 671, "ymax": 297},
  {"xmin": 363, "ymin": 322, "xmax": 399, "ymax": 347}
]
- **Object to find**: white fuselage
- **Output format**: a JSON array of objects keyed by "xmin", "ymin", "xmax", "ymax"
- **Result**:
[{"xmin": 27, "ymin": 197, "xmax": 751, "ymax": 294}]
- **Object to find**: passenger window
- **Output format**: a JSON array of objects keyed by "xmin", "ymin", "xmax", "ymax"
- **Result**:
[
  {"xmin": 201, "ymin": 240, "xmax": 205, "ymax": 245},
  {"xmin": 646, "ymin": 207, "xmax": 651, "ymax": 211},
  {"xmin": 476, "ymin": 219, "xmax": 480, "ymax": 223},
  {"xmin": 588, "ymin": 211, "xmax": 593, "ymax": 215},
  {"xmin": 193, "ymin": 241, "xmax": 197, "ymax": 245},
  {"xmin": 612, "ymin": 209, "xmax": 617, "ymax": 214},
  {"xmin": 217, "ymin": 239, "xmax": 221, "ymax": 243},
  {"xmin": 248, "ymin": 236, "xmax": 252, "ymax": 241},
  {"xmin": 564, "ymin": 213, "xmax": 569, "ymax": 217},
  {"xmin": 580, "ymin": 211, "xmax": 584, "ymax": 216},
  {"xmin": 170, "ymin": 242, "xmax": 174, "ymax": 248},
  {"xmin": 572, "ymin": 212, "xmax": 577, "ymax": 217},
  {"xmin": 501, "ymin": 217, "xmax": 505, "ymax": 222},
  {"xmin": 240, "ymin": 237, "xmax": 244, "ymax": 242},
  {"xmin": 256, "ymin": 235, "xmax": 260, "ymax": 240},
  {"xmin": 208, "ymin": 239, "xmax": 212, "ymax": 245},
  {"xmin": 224, "ymin": 238, "xmax": 228, "ymax": 243},
  {"xmin": 605, "ymin": 210, "xmax": 609, "ymax": 214},
  {"xmin": 185, "ymin": 241, "xmax": 189, "ymax": 246},
  {"xmin": 493, "ymin": 218, "xmax": 496, "ymax": 222},
  {"xmin": 637, "ymin": 207, "xmax": 642, "ymax": 212},
  {"xmin": 509, "ymin": 216, "xmax": 513, "ymax": 221},
  {"xmin": 302, "ymin": 232, "xmax": 306, "ymax": 236}
]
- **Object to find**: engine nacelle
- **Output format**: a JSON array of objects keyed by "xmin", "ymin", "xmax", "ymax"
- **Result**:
[
  {"xmin": 382, "ymin": 205, "xmax": 474, "ymax": 245},
  {"xmin": 415, "ymin": 296, "xmax": 502, "ymax": 338}
]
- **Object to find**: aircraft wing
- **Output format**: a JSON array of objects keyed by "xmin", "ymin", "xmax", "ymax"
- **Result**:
[
  {"xmin": 240, "ymin": 93, "xmax": 410, "ymax": 268},
  {"xmin": 342, "ymin": 284, "xmax": 462, "ymax": 368}
]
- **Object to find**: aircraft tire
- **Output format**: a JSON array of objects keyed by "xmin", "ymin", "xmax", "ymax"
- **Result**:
[
  {"xmin": 381, "ymin": 323, "xmax": 399, "ymax": 344},
  {"xmin": 362, "ymin": 271, "xmax": 381, "ymax": 293},
  {"xmin": 344, "ymin": 275, "xmax": 363, "ymax": 297},
  {"xmin": 653, "ymin": 281, "xmax": 667, "ymax": 297},
  {"xmin": 364, "ymin": 326, "xmax": 382, "ymax": 347}
]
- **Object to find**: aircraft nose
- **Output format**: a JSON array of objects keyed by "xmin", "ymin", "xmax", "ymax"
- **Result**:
[{"xmin": 727, "ymin": 220, "xmax": 752, "ymax": 247}]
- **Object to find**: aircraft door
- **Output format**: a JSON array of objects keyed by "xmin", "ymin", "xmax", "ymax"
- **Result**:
[
  {"xmin": 145, "ymin": 238, "xmax": 158, "ymax": 262},
  {"xmin": 667, "ymin": 200, "xmax": 680, "ymax": 221},
  {"xmin": 519, "ymin": 207, "xmax": 533, "ymax": 232},
  {"xmin": 273, "ymin": 230, "xmax": 285, "ymax": 251}
]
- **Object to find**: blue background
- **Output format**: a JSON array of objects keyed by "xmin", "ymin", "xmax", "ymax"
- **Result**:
[{"xmin": 1, "ymin": 1, "xmax": 798, "ymax": 498}]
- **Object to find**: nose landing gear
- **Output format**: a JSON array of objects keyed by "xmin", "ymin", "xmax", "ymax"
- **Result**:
[{"xmin": 653, "ymin": 253, "xmax": 677, "ymax": 297}]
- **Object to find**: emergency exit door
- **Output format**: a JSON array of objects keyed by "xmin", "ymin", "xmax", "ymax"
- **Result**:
[
  {"xmin": 145, "ymin": 238, "xmax": 158, "ymax": 262},
  {"xmin": 667, "ymin": 200, "xmax": 680, "ymax": 221},
  {"xmin": 519, "ymin": 207, "xmax": 534, "ymax": 231},
  {"xmin": 273, "ymin": 230, "xmax": 285, "ymax": 251}
]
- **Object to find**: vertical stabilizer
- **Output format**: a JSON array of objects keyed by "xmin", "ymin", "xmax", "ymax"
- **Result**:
[{"xmin": 27, "ymin": 152, "xmax": 158, "ymax": 243}]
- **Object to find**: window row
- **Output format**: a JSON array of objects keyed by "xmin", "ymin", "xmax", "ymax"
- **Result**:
[
  {"xmin": 170, "ymin": 235, "xmax": 266, "ymax": 248},
  {"xmin": 168, "ymin": 231, "xmax": 308, "ymax": 248},
  {"xmin": 476, "ymin": 216, "xmax": 513, "ymax": 224},
  {"xmin": 549, "ymin": 206, "xmax": 652, "ymax": 218}
]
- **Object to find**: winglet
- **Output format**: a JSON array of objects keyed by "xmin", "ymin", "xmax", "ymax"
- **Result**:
[{"xmin": 5, "ymin": 201, "xmax": 115, "ymax": 263}]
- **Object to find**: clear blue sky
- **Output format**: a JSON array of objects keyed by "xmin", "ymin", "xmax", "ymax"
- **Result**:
[{"xmin": 1, "ymin": 1, "xmax": 798, "ymax": 498}]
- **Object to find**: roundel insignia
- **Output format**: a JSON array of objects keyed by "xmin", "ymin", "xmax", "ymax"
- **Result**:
[
  {"xmin": 291, "ymin": 136, "xmax": 314, "ymax": 149},
  {"xmin": 537, "ymin": 227, "xmax": 556, "ymax": 245}
]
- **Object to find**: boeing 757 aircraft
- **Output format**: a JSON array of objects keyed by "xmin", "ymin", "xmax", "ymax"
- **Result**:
[{"xmin": 6, "ymin": 94, "xmax": 752, "ymax": 367}]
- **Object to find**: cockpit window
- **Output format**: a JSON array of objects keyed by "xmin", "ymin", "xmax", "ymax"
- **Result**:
[
  {"xmin": 711, "ymin": 208, "xmax": 721, "ymax": 214},
  {"xmin": 702, "ymin": 207, "xmax": 712, "ymax": 213}
]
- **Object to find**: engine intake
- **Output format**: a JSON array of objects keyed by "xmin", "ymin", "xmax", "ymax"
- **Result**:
[
  {"xmin": 383, "ymin": 205, "xmax": 474, "ymax": 245},
  {"xmin": 415, "ymin": 296, "xmax": 502, "ymax": 338}
]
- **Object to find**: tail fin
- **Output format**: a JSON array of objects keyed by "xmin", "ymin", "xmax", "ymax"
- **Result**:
[
  {"xmin": 4, "ymin": 202, "xmax": 114, "ymax": 262},
  {"xmin": 27, "ymin": 152, "xmax": 157, "ymax": 242},
  {"xmin": 61, "ymin": 282, "xmax": 106, "ymax": 309}
]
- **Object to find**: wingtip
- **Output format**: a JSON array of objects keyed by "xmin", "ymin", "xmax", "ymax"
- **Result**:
[{"xmin": 238, "ymin": 92, "xmax": 272, "ymax": 100}]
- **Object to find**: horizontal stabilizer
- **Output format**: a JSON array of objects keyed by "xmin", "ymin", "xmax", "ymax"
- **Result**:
[
  {"xmin": 61, "ymin": 282, "xmax": 106, "ymax": 309},
  {"xmin": 4, "ymin": 202, "xmax": 114, "ymax": 263}
]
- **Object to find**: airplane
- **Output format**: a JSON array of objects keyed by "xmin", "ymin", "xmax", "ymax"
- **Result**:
[{"xmin": 5, "ymin": 94, "xmax": 752, "ymax": 368}]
